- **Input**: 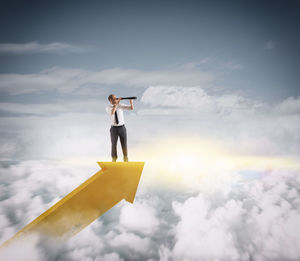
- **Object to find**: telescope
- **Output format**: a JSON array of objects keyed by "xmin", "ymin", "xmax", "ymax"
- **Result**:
[{"xmin": 120, "ymin": 96, "xmax": 137, "ymax": 100}]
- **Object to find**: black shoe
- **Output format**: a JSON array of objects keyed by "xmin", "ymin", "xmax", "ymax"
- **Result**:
[
  {"xmin": 112, "ymin": 157, "xmax": 117, "ymax": 162},
  {"xmin": 124, "ymin": 156, "xmax": 128, "ymax": 162}
]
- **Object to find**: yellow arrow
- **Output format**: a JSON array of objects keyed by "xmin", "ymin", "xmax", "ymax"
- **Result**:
[{"xmin": 1, "ymin": 162, "xmax": 144, "ymax": 247}]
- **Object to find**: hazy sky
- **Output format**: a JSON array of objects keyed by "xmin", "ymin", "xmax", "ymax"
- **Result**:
[
  {"xmin": 0, "ymin": 0, "xmax": 299, "ymax": 161},
  {"xmin": 0, "ymin": 1, "xmax": 300, "ymax": 260},
  {"xmin": 0, "ymin": 0, "xmax": 299, "ymax": 100}
]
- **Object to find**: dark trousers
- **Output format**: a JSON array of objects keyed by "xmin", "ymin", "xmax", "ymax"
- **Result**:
[{"xmin": 110, "ymin": 125, "xmax": 128, "ymax": 160}]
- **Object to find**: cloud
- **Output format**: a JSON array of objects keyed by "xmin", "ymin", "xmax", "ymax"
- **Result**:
[
  {"xmin": 140, "ymin": 85, "xmax": 262, "ymax": 115},
  {"xmin": 274, "ymin": 96, "xmax": 300, "ymax": 115},
  {"xmin": 119, "ymin": 200, "xmax": 160, "ymax": 235},
  {"xmin": 0, "ymin": 42, "xmax": 92, "ymax": 54},
  {"xmin": 162, "ymin": 169, "xmax": 300, "ymax": 261},
  {"xmin": 0, "ymin": 67, "xmax": 215, "ymax": 95},
  {"xmin": 0, "ymin": 161, "xmax": 161, "ymax": 260},
  {"xmin": 99, "ymin": 253, "xmax": 124, "ymax": 261},
  {"xmin": 0, "ymin": 160, "xmax": 300, "ymax": 260},
  {"xmin": 0, "ymin": 68, "xmax": 90, "ymax": 95},
  {"xmin": 139, "ymin": 86, "xmax": 300, "ymax": 156},
  {"xmin": 0, "ymin": 112, "xmax": 112, "ymax": 161},
  {"xmin": 0, "ymin": 99, "xmax": 107, "ymax": 116},
  {"xmin": 0, "ymin": 87, "xmax": 299, "ymax": 163},
  {"xmin": 109, "ymin": 232, "xmax": 152, "ymax": 254},
  {"xmin": 0, "ymin": 234, "xmax": 44, "ymax": 261}
]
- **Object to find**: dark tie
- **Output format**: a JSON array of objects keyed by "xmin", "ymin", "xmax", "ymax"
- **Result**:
[{"xmin": 115, "ymin": 110, "xmax": 119, "ymax": 124}]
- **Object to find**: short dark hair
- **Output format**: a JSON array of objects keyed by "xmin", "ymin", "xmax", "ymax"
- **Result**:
[{"xmin": 108, "ymin": 94, "xmax": 114, "ymax": 101}]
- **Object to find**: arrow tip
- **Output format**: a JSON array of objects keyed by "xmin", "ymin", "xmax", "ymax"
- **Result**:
[{"xmin": 97, "ymin": 162, "xmax": 145, "ymax": 203}]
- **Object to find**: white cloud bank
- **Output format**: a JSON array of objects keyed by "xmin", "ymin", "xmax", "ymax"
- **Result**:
[
  {"xmin": 141, "ymin": 85, "xmax": 262, "ymax": 114},
  {"xmin": 0, "ymin": 161, "xmax": 300, "ymax": 260},
  {"xmin": 0, "ymin": 42, "xmax": 92, "ymax": 54},
  {"xmin": 0, "ymin": 85, "xmax": 299, "ymax": 162},
  {"xmin": 160, "ymin": 169, "xmax": 300, "ymax": 261},
  {"xmin": 139, "ymin": 86, "xmax": 300, "ymax": 156},
  {"xmin": 0, "ymin": 160, "xmax": 161, "ymax": 260},
  {"xmin": 119, "ymin": 200, "xmax": 160, "ymax": 235}
]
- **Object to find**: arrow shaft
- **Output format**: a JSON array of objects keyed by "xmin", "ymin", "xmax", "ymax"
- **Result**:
[{"xmin": 2, "ymin": 162, "xmax": 144, "ymax": 247}]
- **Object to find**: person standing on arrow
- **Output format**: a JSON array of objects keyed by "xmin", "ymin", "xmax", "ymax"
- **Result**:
[{"xmin": 106, "ymin": 94, "xmax": 134, "ymax": 162}]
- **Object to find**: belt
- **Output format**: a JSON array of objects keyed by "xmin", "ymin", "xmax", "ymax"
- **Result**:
[{"xmin": 111, "ymin": 124, "xmax": 125, "ymax": 128}]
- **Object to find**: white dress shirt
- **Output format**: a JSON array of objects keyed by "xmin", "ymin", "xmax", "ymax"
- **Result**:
[{"xmin": 106, "ymin": 103, "xmax": 131, "ymax": 126}]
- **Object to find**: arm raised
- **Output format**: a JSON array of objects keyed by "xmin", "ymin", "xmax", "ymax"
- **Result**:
[{"xmin": 129, "ymin": 99, "xmax": 134, "ymax": 110}]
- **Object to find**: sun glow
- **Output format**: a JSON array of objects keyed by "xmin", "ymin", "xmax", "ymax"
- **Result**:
[
  {"xmin": 131, "ymin": 137, "xmax": 300, "ymax": 190},
  {"xmin": 61, "ymin": 136, "xmax": 300, "ymax": 191}
]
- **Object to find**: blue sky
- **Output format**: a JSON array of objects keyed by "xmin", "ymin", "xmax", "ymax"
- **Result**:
[
  {"xmin": 1, "ymin": 1, "xmax": 300, "ymax": 260},
  {"xmin": 0, "ymin": 0, "xmax": 299, "ymax": 100}
]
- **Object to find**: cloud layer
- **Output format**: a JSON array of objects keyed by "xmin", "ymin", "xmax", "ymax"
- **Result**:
[
  {"xmin": 0, "ymin": 160, "xmax": 299, "ymax": 260},
  {"xmin": 0, "ymin": 85, "xmax": 299, "ymax": 162},
  {"xmin": 168, "ymin": 169, "xmax": 300, "ymax": 260},
  {"xmin": 0, "ymin": 65, "xmax": 299, "ymax": 260},
  {"xmin": 139, "ymin": 86, "xmax": 300, "ymax": 156},
  {"xmin": 0, "ymin": 42, "xmax": 92, "ymax": 54},
  {"xmin": 0, "ymin": 67, "xmax": 214, "ymax": 95}
]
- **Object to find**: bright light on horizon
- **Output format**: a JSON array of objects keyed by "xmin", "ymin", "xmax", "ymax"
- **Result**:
[
  {"xmin": 55, "ymin": 136, "xmax": 300, "ymax": 192},
  {"xmin": 131, "ymin": 137, "xmax": 300, "ymax": 190}
]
